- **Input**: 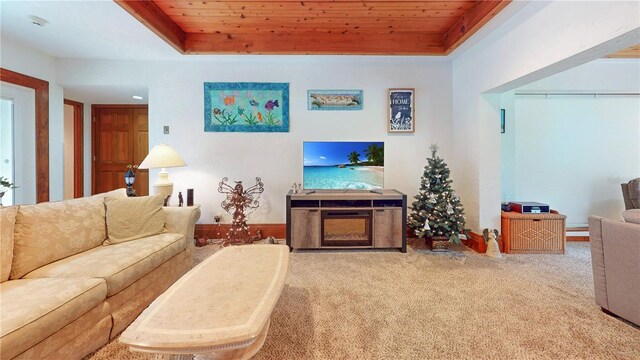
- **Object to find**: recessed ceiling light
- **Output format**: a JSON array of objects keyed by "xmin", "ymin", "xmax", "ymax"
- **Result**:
[
  {"xmin": 29, "ymin": 15, "xmax": 48, "ymax": 27},
  {"xmin": 132, "ymin": 95, "xmax": 143, "ymax": 100}
]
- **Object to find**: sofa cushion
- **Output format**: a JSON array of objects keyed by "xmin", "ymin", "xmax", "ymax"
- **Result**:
[
  {"xmin": 105, "ymin": 195, "xmax": 166, "ymax": 245},
  {"xmin": 0, "ymin": 277, "xmax": 107, "ymax": 359},
  {"xmin": 24, "ymin": 233, "xmax": 185, "ymax": 296},
  {"xmin": 622, "ymin": 209, "xmax": 640, "ymax": 224},
  {"xmin": 1, "ymin": 206, "xmax": 19, "ymax": 282},
  {"xmin": 11, "ymin": 196, "xmax": 107, "ymax": 279}
]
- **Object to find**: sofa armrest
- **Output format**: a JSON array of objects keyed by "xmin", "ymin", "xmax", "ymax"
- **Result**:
[
  {"xmin": 588, "ymin": 216, "xmax": 608, "ymax": 309},
  {"xmin": 163, "ymin": 206, "xmax": 201, "ymax": 256}
]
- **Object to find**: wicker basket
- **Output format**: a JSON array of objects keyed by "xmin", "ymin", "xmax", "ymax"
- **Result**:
[{"xmin": 501, "ymin": 210, "xmax": 566, "ymax": 254}]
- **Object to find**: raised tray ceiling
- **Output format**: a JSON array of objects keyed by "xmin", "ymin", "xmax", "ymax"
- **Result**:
[{"xmin": 115, "ymin": 0, "xmax": 511, "ymax": 55}]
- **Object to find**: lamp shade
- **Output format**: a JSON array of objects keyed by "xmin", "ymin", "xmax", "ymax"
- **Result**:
[{"xmin": 138, "ymin": 144, "xmax": 186, "ymax": 169}]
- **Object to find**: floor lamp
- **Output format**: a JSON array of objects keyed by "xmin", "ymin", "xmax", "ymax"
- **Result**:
[{"xmin": 138, "ymin": 144, "xmax": 186, "ymax": 204}]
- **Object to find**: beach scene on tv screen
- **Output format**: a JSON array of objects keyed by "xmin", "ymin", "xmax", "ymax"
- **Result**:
[{"xmin": 303, "ymin": 141, "xmax": 384, "ymax": 190}]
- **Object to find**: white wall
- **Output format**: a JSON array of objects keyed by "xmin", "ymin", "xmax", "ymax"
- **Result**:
[
  {"xmin": 499, "ymin": 91, "xmax": 516, "ymax": 203},
  {"xmin": 501, "ymin": 60, "xmax": 640, "ymax": 226},
  {"xmin": 4, "ymin": 0, "xmax": 639, "ymax": 228},
  {"xmin": 56, "ymin": 57, "xmax": 452, "ymax": 224},
  {"xmin": 452, "ymin": 1, "xmax": 640, "ymax": 231},
  {"xmin": 0, "ymin": 38, "xmax": 65, "ymax": 202},
  {"xmin": 518, "ymin": 59, "xmax": 640, "ymax": 94},
  {"xmin": 513, "ymin": 96, "xmax": 639, "ymax": 225},
  {"xmin": 49, "ymin": 86, "xmax": 64, "ymax": 201}
]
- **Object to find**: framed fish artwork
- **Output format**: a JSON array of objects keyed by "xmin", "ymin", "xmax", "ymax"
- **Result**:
[
  {"xmin": 307, "ymin": 89, "xmax": 363, "ymax": 111},
  {"xmin": 387, "ymin": 88, "xmax": 415, "ymax": 133},
  {"xmin": 204, "ymin": 82, "xmax": 289, "ymax": 132}
]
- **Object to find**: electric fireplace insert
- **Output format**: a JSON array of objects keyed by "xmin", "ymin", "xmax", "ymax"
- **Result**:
[{"xmin": 321, "ymin": 210, "xmax": 372, "ymax": 247}]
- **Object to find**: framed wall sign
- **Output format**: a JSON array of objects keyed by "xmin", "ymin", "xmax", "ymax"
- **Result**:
[
  {"xmin": 388, "ymin": 88, "xmax": 415, "ymax": 133},
  {"xmin": 307, "ymin": 89, "xmax": 363, "ymax": 111},
  {"xmin": 204, "ymin": 82, "xmax": 289, "ymax": 132}
]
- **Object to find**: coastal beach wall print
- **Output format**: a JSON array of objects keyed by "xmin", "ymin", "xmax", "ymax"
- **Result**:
[
  {"xmin": 204, "ymin": 82, "xmax": 289, "ymax": 132},
  {"xmin": 388, "ymin": 88, "xmax": 415, "ymax": 133},
  {"xmin": 303, "ymin": 141, "xmax": 384, "ymax": 190},
  {"xmin": 307, "ymin": 89, "xmax": 363, "ymax": 111}
]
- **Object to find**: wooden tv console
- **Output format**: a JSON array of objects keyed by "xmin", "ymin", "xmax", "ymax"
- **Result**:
[{"xmin": 286, "ymin": 189, "xmax": 407, "ymax": 253}]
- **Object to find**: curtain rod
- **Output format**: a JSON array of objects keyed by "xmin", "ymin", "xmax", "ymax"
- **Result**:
[{"xmin": 515, "ymin": 92, "xmax": 640, "ymax": 97}]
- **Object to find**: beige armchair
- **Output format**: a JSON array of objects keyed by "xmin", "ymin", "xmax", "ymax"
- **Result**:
[
  {"xmin": 621, "ymin": 178, "xmax": 640, "ymax": 210},
  {"xmin": 588, "ymin": 210, "xmax": 640, "ymax": 326}
]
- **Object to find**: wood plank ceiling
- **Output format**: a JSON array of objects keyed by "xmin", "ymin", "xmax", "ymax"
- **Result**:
[
  {"xmin": 606, "ymin": 44, "xmax": 640, "ymax": 59},
  {"xmin": 115, "ymin": 0, "xmax": 511, "ymax": 55}
]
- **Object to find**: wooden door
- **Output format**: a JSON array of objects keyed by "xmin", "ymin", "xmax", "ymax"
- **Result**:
[
  {"xmin": 373, "ymin": 209, "xmax": 403, "ymax": 248},
  {"xmin": 92, "ymin": 105, "xmax": 148, "ymax": 196}
]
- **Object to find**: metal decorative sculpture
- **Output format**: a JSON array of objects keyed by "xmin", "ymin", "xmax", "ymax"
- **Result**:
[{"xmin": 218, "ymin": 177, "xmax": 264, "ymax": 246}]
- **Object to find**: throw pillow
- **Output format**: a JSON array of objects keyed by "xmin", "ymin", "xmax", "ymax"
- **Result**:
[
  {"xmin": 104, "ymin": 195, "xmax": 166, "ymax": 244},
  {"xmin": 1, "ymin": 206, "xmax": 19, "ymax": 282},
  {"xmin": 92, "ymin": 188, "xmax": 128, "ymax": 200},
  {"xmin": 11, "ymin": 196, "xmax": 107, "ymax": 279},
  {"xmin": 622, "ymin": 209, "xmax": 640, "ymax": 225}
]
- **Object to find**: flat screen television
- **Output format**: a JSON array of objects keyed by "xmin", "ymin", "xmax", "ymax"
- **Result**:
[{"xmin": 303, "ymin": 141, "xmax": 384, "ymax": 190}]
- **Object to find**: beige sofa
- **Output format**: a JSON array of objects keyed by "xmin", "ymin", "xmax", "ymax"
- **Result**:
[
  {"xmin": 0, "ymin": 189, "xmax": 201, "ymax": 359},
  {"xmin": 588, "ymin": 209, "xmax": 640, "ymax": 326}
]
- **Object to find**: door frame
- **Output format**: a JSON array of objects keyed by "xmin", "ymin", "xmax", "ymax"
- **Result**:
[
  {"xmin": 91, "ymin": 104, "xmax": 148, "ymax": 195},
  {"xmin": 0, "ymin": 68, "xmax": 49, "ymax": 202},
  {"xmin": 64, "ymin": 99, "xmax": 84, "ymax": 198}
]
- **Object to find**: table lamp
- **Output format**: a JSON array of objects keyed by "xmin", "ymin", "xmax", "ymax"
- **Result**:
[
  {"xmin": 124, "ymin": 165, "xmax": 137, "ymax": 197},
  {"xmin": 138, "ymin": 144, "xmax": 186, "ymax": 203}
]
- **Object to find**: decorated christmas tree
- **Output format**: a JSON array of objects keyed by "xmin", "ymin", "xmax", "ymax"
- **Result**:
[{"xmin": 408, "ymin": 144, "xmax": 466, "ymax": 244}]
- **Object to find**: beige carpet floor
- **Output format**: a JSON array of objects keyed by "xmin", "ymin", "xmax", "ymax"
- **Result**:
[{"xmin": 86, "ymin": 241, "xmax": 639, "ymax": 360}]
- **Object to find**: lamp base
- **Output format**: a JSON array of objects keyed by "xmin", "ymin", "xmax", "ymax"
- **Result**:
[
  {"xmin": 126, "ymin": 187, "xmax": 137, "ymax": 197},
  {"xmin": 153, "ymin": 183, "xmax": 174, "ymax": 205}
]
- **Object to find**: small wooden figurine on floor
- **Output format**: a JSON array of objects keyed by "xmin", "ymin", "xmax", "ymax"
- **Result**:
[
  {"xmin": 178, "ymin": 192, "xmax": 183, "ymax": 207},
  {"xmin": 218, "ymin": 177, "xmax": 264, "ymax": 246}
]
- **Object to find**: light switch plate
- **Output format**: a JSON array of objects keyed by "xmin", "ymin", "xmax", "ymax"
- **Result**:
[{"xmin": 163, "ymin": 126, "xmax": 170, "ymax": 134}]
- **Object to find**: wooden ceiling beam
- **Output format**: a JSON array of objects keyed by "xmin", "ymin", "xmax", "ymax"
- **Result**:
[
  {"xmin": 605, "ymin": 44, "xmax": 640, "ymax": 58},
  {"xmin": 185, "ymin": 32, "xmax": 445, "ymax": 55},
  {"xmin": 115, "ymin": 0, "xmax": 186, "ymax": 53},
  {"xmin": 443, "ymin": 0, "xmax": 511, "ymax": 54}
]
